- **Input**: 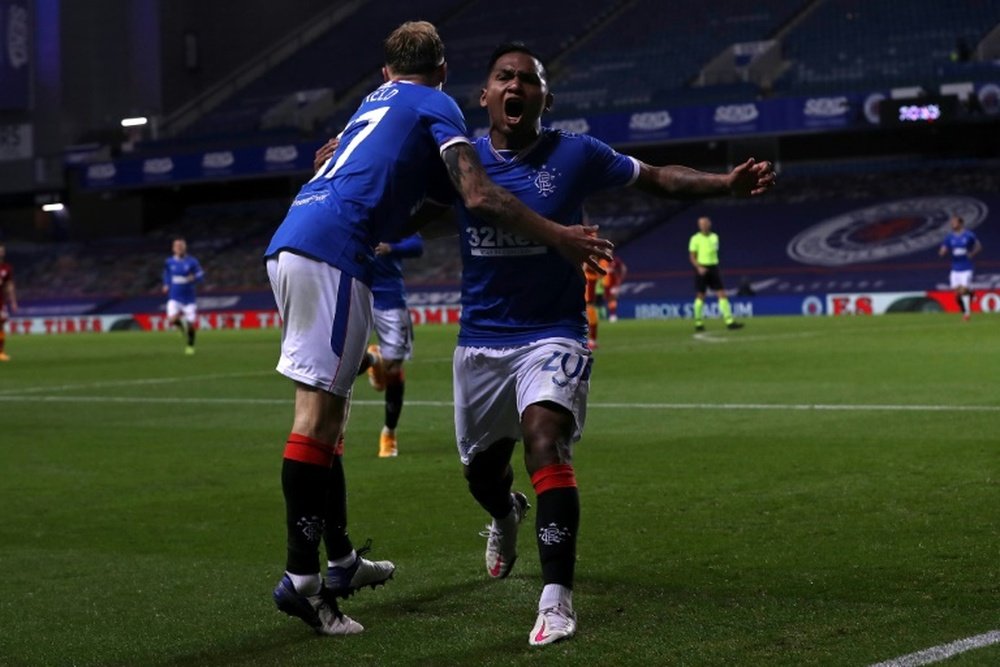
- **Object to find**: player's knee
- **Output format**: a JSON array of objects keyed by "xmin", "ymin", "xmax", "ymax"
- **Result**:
[
  {"xmin": 522, "ymin": 414, "xmax": 573, "ymax": 473},
  {"xmin": 464, "ymin": 439, "xmax": 515, "ymax": 482}
]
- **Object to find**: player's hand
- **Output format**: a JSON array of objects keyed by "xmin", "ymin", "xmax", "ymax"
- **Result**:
[
  {"xmin": 558, "ymin": 225, "xmax": 614, "ymax": 275},
  {"xmin": 162, "ymin": 285, "xmax": 169, "ymax": 294},
  {"xmin": 374, "ymin": 242, "xmax": 392, "ymax": 256},
  {"xmin": 313, "ymin": 138, "xmax": 339, "ymax": 173},
  {"xmin": 728, "ymin": 157, "xmax": 776, "ymax": 197}
]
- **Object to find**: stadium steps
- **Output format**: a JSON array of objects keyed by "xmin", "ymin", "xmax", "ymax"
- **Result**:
[{"xmin": 160, "ymin": 0, "xmax": 371, "ymax": 139}]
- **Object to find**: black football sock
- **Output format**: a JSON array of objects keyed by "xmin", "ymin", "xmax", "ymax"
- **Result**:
[
  {"xmin": 323, "ymin": 448, "xmax": 353, "ymax": 562},
  {"xmin": 956, "ymin": 293, "xmax": 966, "ymax": 313},
  {"xmin": 532, "ymin": 464, "xmax": 579, "ymax": 588},
  {"xmin": 282, "ymin": 434, "xmax": 335, "ymax": 575},
  {"xmin": 187, "ymin": 326, "xmax": 196, "ymax": 346},
  {"xmin": 384, "ymin": 377, "xmax": 404, "ymax": 430},
  {"xmin": 356, "ymin": 351, "xmax": 373, "ymax": 376}
]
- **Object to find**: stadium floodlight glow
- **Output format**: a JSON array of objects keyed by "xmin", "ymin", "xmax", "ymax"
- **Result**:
[
  {"xmin": 41, "ymin": 203, "xmax": 65, "ymax": 212},
  {"xmin": 120, "ymin": 116, "xmax": 148, "ymax": 128}
]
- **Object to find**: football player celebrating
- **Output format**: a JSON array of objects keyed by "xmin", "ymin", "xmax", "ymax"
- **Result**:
[
  {"xmin": 413, "ymin": 43, "xmax": 774, "ymax": 646},
  {"xmin": 264, "ymin": 23, "xmax": 613, "ymax": 637}
]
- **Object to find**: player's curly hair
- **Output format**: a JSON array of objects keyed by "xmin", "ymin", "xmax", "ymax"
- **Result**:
[
  {"xmin": 384, "ymin": 21, "xmax": 445, "ymax": 75},
  {"xmin": 485, "ymin": 42, "xmax": 546, "ymax": 75}
]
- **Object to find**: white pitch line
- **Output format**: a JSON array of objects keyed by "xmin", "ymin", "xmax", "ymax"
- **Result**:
[
  {"xmin": 0, "ymin": 395, "xmax": 450, "ymax": 407},
  {"xmin": 0, "ymin": 362, "xmax": 459, "ymax": 397},
  {"xmin": 869, "ymin": 629, "xmax": 1000, "ymax": 667},
  {"xmin": 0, "ymin": 370, "xmax": 274, "ymax": 396},
  {"xmin": 693, "ymin": 331, "xmax": 820, "ymax": 344},
  {"xmin": 0, "ymin": 395, "xmax": 997, "ymax": 413}
]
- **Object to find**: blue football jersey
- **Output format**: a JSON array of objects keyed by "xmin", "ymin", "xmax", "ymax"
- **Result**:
[
  {"xmin": 372, "ymin": 234, "xmax": 424, "ymax": 311},
  {"xmin": 941, "ymin": 230, "xmax": 978, "ymax": 271},
  {"xmin": 163, "ymin": 255, "xmax": 204, "ymax": 304},
  {"xmin": 457, "ymin": 129, "xmax": 639, "ymax": 346},
  {"xmin": 265, "ymin": 81, "xmax": 468, "ymax": 285}
]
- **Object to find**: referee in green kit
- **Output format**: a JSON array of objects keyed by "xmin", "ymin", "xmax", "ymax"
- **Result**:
[{"xmin": 689, "ymin": 216, "xmax": 743, "ymax": 332}]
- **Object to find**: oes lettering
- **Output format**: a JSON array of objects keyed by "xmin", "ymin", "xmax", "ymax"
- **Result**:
[{"xmin": 831, "ymin": 296, "xmax": 873, "ymax": 315}]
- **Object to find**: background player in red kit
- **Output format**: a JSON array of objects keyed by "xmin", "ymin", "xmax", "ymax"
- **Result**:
[{"xmin": 0, "ymin": 243, "xmax": 18, "ymax": 362}]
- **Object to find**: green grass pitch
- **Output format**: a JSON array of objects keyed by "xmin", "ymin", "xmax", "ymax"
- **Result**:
[{"xmin": 1, "ymin": 315, "xmax": 997, "ymax": 666}]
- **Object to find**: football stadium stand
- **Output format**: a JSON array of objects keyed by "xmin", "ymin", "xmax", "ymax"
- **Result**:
[{"xmin": 778, "ymin": 0, "xmax": 1000, "ymax": 93}]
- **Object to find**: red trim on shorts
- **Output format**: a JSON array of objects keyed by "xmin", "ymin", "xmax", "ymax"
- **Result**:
[
  {"xmin": 284, "ymin": 433, "xmax": 336, "ymax": 467},
  {"xmin": 531, "ymin": 463, "xmax": 577, "ymax": 495}
]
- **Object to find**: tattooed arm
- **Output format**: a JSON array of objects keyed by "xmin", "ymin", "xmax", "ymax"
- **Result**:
[
  {"xmin": 633, "ymin": 158, "xmax": 775, "ymax": 199},
  {"xmin": 441, "ymin": 142, "xmax": 613, "ymax": 271}
]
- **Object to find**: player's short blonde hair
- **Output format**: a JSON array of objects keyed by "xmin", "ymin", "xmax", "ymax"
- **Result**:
[{"xmin": 384, "ymin": 21, "xmax": 445, "ymax": 75}]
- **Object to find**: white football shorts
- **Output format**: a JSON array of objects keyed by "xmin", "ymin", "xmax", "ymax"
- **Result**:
[
  {"xmin": 453, "ymin": 337, "xmax": 592, "ymax": 465},
  {"xmin": 267, "ymin": 252, "xmax": 373, "ymax": 397},
  {"xmin": 373, "ymin": 306, "xmax": 414, "ymax": 361},
  {"xmin": 166, "ymin": 299, "xmax": 197, "ymax": 323},
  {"xmin": 950, "ymin": 270, "xmax": 973, "ymax": 289}
]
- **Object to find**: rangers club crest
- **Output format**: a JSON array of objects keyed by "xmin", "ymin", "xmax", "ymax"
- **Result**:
[
  {"xmin": 787, "ymin": 196, "xmax": 988, "ymax": 266},
  {"xmin": 538, "ymin": 522, "xmax": 572, "ymax": 546},
  {"xmin": 531, "ymin": 164, "xmax": 560, "ymax": 198}
]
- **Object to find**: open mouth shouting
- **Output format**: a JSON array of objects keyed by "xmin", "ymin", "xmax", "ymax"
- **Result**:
[{"xmin": 503, "ymin": 96, "xmax": 526, "ymax": 124}]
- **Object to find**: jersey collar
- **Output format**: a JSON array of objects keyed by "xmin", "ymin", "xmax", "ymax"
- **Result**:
[{"xmin": 485, "ymin": 128, "xmax": 550, "ymax": 164}]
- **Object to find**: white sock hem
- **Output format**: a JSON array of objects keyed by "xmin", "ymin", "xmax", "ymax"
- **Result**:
[
  {"xmin": 287, "ymin": 571, "xmax": 322, "ymax": 595},
  {"xmin": 329, "ymin": 549, "xmax": 358, "ymax": 569},
  {"xmin": 539, "ymin": 583, "xmax": 572, "ymax": 610}
]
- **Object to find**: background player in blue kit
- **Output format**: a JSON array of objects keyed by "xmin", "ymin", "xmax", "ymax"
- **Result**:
[
  {"xmin": 264, "ymin": 22, "xmax": 613, "ymax": 637},
  {"xmin": 368, "ymin": 235, "xmax": 424, "ymax": 458},
  {"xmin": 414, "ymin": 43, "xmax": 774, "ymax": 646},
  {"xmin": 938, "ymin": 215, "xmax": 981, "ymax": 320},
  {"xmin": 161, "ymin": 237, "xmax": 203, "ymax": 355},
  {"xmin": 311, "ymin": 141, "xmax": 424, "ymax": 458}
]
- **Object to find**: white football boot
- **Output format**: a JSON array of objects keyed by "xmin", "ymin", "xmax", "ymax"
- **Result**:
[{"xmin": 481, "ymin": 491, "xmax": 529, "ymax": 579}]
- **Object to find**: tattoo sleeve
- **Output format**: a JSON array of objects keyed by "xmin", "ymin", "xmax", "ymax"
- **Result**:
[
  {"xmin": 636, "ymin": 163, "xmax": 729, "ymax": 198},
  {"xmin": 441, "ymin": 143, "xmax": 559, "ymax": 245}
]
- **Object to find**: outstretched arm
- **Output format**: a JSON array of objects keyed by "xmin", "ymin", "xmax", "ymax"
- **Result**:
[
  {"xmin": 376, "ymin": 235, "xmax": 424, "ymax": 259},
  {"xmin": 441, "ymin": 143, "xmax": 613, "ymax": 272},
  {"xmin": 633, "ymin": 158, "xmax": 775, "ymax": 199}
]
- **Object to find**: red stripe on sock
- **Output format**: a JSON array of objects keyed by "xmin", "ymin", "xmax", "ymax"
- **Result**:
[
  {"xmin": 283, "ymin": 433, "xmax": 335, "ymax": 467},
  {"xmin": 333, "ymin": 434, "xmax": 345, "ymax": 456},
  {"xmin": 531, "ymin": 464, "xmax": 577, "ymax": 495}
]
